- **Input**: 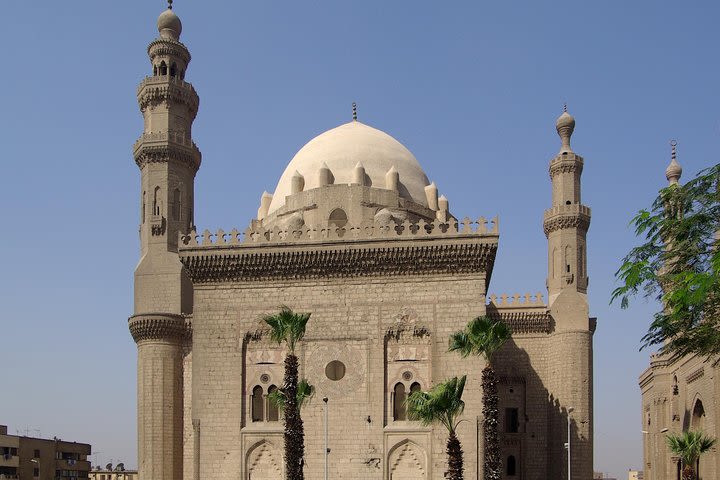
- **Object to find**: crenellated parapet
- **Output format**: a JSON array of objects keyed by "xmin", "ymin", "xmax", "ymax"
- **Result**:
[
  {"xmin": 486, "ymin": 292, "xmax": 551, "ymax": 334},
  {"xmin": 179, "ymin": 216, "xmax": 498, "ymax": 247},
  {"xmin": 137, "ymin": 76, "xmax": 199, "ymax": 117},
  {"xmin": 542, "ymin": 204, "xmax": 591, "ymax": 237},
  {"xmin": 178, "ymin": 216, "xmax": 498, "ymax": 284},
  {"xmin": 129, "ymin": 313, "xmax": 190, "ymax": 344}
]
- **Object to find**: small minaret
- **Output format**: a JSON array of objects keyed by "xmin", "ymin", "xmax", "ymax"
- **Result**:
[
  {"xmin": 544, "ymin": 107, "xmax": 591, "ymax": 304},
  {"xmin": 129, "ymin": 3, "xmax": 199, "ymax": 480},
  {"xmin": 666, "ymin": 140, "xmax": 682, "ymax": 185}
]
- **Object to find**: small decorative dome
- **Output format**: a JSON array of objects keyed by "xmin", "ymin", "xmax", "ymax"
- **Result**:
[
  {"xmin": 556, "ymin": 106, "xmax": 575, "ymax": 154},
  {"xmin": 267, "ymin": 121, "xmax": 430, "ymax": 215},
  {"xmin": 555, "ymin": 111, "xmax": 575, "ymax": 131},
  {"xmin": 158, "ymin": 8, "xmax": 182, "ymax": 40},
  {"xmin": 666, "ymin": 141, "xmax": 682, "ymax": 185}
]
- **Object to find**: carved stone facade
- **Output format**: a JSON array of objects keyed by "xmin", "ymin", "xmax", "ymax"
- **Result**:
[{"xmin": 130, "ymin": 7, "xmax": 594, "ymax": 480}]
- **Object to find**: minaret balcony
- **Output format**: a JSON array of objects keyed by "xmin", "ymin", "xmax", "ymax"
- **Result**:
[
  {"xmin": 542, "ymin": 204, "xmax": 591, "ymax": 236},
  {"xmin": 137, "ymin": 75, "xmax": 199, "ymax": 115},
  {"xmin": 133, "ymin": 131, "xmax": 202, "ymax": 172}
]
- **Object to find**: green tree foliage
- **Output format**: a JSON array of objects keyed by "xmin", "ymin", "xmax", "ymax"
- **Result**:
[
  {"xmin": 407, "ymin": 376, "xmax": 467, "ymax": 480},
  {"xmin": 268, "ymin": 378, "xmax": 314, "ymax": 413},
  {"xmin": 613, "ymin": 164, "xmax": 720, "ymax": 356},
  {"xmin": 666, "ymin": 430, "xmax": 716, "ymax": 480},
  {"xmin": 262, "ymin": 306, "xmax": 311, "ymax": 480},
  {"xmin": 449, "ymin": 317, "xmax": 511, "ymax": 480}
]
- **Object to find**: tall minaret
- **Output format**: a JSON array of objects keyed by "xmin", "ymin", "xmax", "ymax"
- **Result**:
[
  {"xmin": 544, "ymin": 107, "xmax": 591, "ymax": 305},
  {"xmin": 128, "ymin": 3, "xmax": 200, "ymax": 480},
  {"xmin": 544, "ymin": 108, "xmax": 594, "ymax": 480}
]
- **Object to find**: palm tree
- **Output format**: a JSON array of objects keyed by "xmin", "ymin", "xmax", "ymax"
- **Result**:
[
  {"xmin": 407, "ymin": 376, "xmax": 467, "ymax": 480},
  {"xmin": 263, "ymin": 306, "xmax": 311, "ymax": 480},
  {"xmin": 666, "ymin": 430, "xmax": 716, "ymax": 480},
  {"xmin": 268, "ymin": 378, "xmax": 315, "ymax": 413},
  {"xmin": 449, "ymin": 316, "xmax": 511, "ymax": 480}
]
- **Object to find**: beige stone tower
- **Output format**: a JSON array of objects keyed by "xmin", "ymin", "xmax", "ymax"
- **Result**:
[
  {"xmin": 128, "ymin": 3, "xmax": 199, "ymax": 480},
  {"xmin": 544, "ymin": 108, "xmax": 593, "ymax": 479}
]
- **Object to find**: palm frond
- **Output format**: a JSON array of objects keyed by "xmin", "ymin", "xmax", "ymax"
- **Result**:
[
  {"xmin": 666, "ymin": 430, "xmax": 717, "ymax": 466},
  {"xmin": 261, "ymin": 306, "xmax": 311, "ymax": 354},
  {"xmin": 407, "ymin": 375, "xmax": 466, "ymax": 434},
  {"xmin": 267, "ymin": 378, "xmax": 315, "ymax": 413},
  {"xmin": 449, "ymin": 316, "xmax": 511, "ymax": 363}
]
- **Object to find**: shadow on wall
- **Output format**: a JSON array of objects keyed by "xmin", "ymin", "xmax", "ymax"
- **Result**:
[{"xmin": 491, "ymin": 338, "xmax": 580, "ymax": 480}]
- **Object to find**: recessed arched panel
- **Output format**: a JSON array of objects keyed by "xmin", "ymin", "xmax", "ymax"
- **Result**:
[
  {"xmin": 246, "ymin": 441, "xmax": 282, "ymax": 480},
  {"xmin": 328, "ymin": 208, "xmax": 348, "ymax": 228},
  {"xmin": 388, "ymin": 440, "xmax": 426, "ymax": 480}
]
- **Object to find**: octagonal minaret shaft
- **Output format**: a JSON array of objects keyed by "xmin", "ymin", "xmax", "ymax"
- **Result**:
[
  {"xmin": 130, "ymin": 4, "xmax": 198, "ymax": 480},
  {"xmin": 544, "ymin": 108, "xmax": 591, "ymax": 304}
]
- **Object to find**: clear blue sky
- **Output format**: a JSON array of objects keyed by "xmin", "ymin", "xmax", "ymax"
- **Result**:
[{"xmin": 2, "ymin": 1, "xmax": 719, "ymax": 477}]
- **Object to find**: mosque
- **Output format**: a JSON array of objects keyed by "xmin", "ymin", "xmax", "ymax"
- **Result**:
[{"xmin": 128, "ymin": 4, "xmax": 595, "ymax": 480}]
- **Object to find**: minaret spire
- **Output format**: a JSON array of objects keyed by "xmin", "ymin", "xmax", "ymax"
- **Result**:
[
  {"xmin": 666, "ymin": 140, "xmax": 683, "ymax": 185},
  {"xmin": 352, "ymin": 102, "xmax": 358, "ymax": 121},
  {"xmin": 544, "ymin": 107, "xmax": 591, "ymax": 304},
  {"xmin": 130, "ymin": 6, "xmax": 200, "ymax": 480}
]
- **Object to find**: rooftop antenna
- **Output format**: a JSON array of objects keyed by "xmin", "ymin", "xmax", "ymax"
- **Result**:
[{"xmin": 352, "ymin": 102, "xmax": 357, "ymax": 121}]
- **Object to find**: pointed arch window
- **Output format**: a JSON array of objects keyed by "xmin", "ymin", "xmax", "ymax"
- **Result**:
[
  {"xmin": 267, "ymin": 385, "xmax": 279, "ymax": 422},
  {"xmin": 153, "ymin": 186, "xmax": 161, "ymax": 216},
  {"xmin": 159, "ymin": 61, "xmax": 168, "ymax": 76},
  {"xmin": 393, "ymin": 383, "xmax": 407, "ymax": 421},
  {"xmin": 170, "ymin": 62, "xmax": 177, "ymax": 77},
  {"xmin": 251, "ymin": 385, "xmax": 264, "ymax": 422}
]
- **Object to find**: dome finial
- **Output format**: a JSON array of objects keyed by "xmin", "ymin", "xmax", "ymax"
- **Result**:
[
  {"xmin": 168, "ymin": 0, "xmax": 173, "ymax": 9},
  {"xmin": 352, "ymin": 102, "xmax": 358, "ymax": 121},
  {"xmin": 666, "ymin": 140, "xmax": 683, "ymax": 185},
  {"xmin": 555, "ymin": 105, "xmax": 575, "ymax": 154}
]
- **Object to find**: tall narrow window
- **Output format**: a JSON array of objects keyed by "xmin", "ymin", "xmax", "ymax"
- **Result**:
[
  {"xmin": 153, "ymin": 187, "xmax": 161, "ymax": 215},
  {"xmin": 505, "ymin": 408, "xmax": 519, "ymax": 433},
  {"xmin": 267, "ymin": 385, "xmax": 279, "ymax": 422},
  {"xmin": 159, "ymin": 61, "xmax": 167, "ymax": 76},
  {"xmin": 170, "ymin": 63, "xmax": 177, "ymax": 77},
  {"xmin": 142, "ymin": 191, "xmax": 146, "ymax": 223},
  {"xmin": 251, "ymin": 385, "xmax": 264, "ymax": 422},
  {"xmin": 393, "ymin": 383, "xmax": 407, "ymax": 421},
  {"xmin": 507, "ymin": 456, "xmax": 516, "ymax": 476},
  {"xmin": 172, "ymin": 189, "xmax": 181, "ymax": 221}
]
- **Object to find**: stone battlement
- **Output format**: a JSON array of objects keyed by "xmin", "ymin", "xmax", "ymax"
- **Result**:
[
  {"xmin": 487, "ymin": 292, "xmax": 545, "ymax": 308},
  {"xmin": 179, "ymin": 216, "xmax": 499, "ymax": 248}
]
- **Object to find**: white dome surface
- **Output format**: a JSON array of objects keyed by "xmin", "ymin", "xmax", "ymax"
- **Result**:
[{"xmin": 268, "ymin": 121, "xmax": 430, "ymax": 215}]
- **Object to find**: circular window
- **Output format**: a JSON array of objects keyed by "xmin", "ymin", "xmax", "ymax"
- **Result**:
[
  {"xmin": 260, "ymin": 374, "xmax": 270, "ymax": 384},
  {"xmin": 325, "ymin": 360, "xmax": 346, "ymax": 381},
  {"xmin": 402, "ymin": 371, "xmax": 413, "ymax": 381}
]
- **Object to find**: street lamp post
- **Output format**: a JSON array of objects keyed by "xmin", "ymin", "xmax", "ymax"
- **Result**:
[
  {"xmin": 323, "ymin": 397, "xmax": 329, "ymax": 480},
  {"xmin": 566, "ymin": 407, "xmax": 574, "ymax": 480}
]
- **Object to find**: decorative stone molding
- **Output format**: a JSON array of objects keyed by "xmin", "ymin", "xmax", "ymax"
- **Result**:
[
  {"xmin": 137, "ymin": 77, "xmax": 199, "ymax": 117},
  {"xmin": 180, "ymin": 216, "xmax": 498, "ymax": 248},
  {"xmin": 543, "ymin": 204, "xmax": 591, "ymax": 237},
  {"xmin": 486, "ymin": 294, "xmax": 551, "ymax": 334},
  {"xmin": 147, "ymin": 38, "xmax": 191, "ymax": 65},
  {"xmin": 128, "ymin": 313, "xmax": 188, "ymax": 343},
  {"xmin": 134, "ymin": 142, "xmax": 202, "ymax": 173},
  {"xmin": 549, "ymin": 154, "xmax": 584, "ymax": 178},
  {"xmin": 180, "ymin": 240, "xmax": 497, "ymax": 284},
  {"xmin": 686, "ymin": 367, "xmax": 705, "ymax": 384}
]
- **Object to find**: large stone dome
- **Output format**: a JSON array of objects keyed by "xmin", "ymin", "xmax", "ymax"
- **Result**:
[{"xmin": 268, "ymin": 121, "xmax": 430, "ymax": 215}]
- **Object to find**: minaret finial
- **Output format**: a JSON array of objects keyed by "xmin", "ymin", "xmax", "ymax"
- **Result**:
[
  {"xmin": 555, "ymin": 107, "xmax": 575, "ymax": 154},
  {"xmin": 666, "ymin": 140, "xmax": 682, "ymax": 185},
  {"xmin": 168, "ymin": 0, "xmax": 173, "ymax": 9},
  {"xmin": 563, "ymin": 102, "xmax": 567, "ymax": 113},
  {"xmin": 352, "ymin": 102, "xmax": 357, "ymax": 121}
]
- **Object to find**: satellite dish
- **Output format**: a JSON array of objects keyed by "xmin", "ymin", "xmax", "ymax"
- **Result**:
[{"xmin": 106, "ymin": 463, "xmax": 113, "ymax": 471}]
